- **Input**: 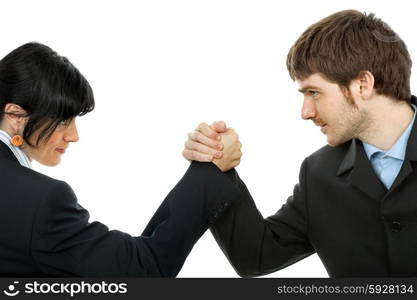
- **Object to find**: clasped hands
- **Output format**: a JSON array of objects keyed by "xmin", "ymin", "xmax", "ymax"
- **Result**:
[{"xmin": 182, "ymin": 121, "xmax": 242, "ymax": 172}]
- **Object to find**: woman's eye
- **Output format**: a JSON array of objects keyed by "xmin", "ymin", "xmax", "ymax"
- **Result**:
[{"xmin": 59, "ymin": 120, "xmax": 69, "ymax": 126}]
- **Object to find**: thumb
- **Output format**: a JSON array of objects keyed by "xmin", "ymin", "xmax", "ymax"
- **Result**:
[{"xmin": 210, "ymin": 120, "xmax": 227, "ymax": 133}]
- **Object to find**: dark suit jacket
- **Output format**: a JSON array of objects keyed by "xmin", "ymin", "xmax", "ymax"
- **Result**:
[
  {"xmin": 212, "ymin": 96, "xmax": 417, "ymax": 277},
  {"xmin": 0, "ymin": 143, "xmax": 241, "ymax": 277}
]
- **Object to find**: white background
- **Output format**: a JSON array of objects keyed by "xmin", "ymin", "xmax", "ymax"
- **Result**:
[{"xmin": 1, "ymin": 0, "xmax": 416, "ymax": 277}]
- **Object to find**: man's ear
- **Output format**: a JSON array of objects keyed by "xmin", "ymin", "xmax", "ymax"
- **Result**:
[
  {"xmin": 3, "ymin": 103, "xmax": 28, "ymax": 133},
  {"xmin": 357, "ymin": 70, "xmax": 375, "ymax": 100}
]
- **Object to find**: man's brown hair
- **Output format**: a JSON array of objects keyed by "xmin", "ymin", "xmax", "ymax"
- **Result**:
[{"xmin": 286, "ymin": 10, "xmax": 412, "ymax": 102}]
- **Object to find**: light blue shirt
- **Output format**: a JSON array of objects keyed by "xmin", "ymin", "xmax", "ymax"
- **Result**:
[{"xmin": 362, "ymin": 105, "xmax": 416, "ymax": 189}]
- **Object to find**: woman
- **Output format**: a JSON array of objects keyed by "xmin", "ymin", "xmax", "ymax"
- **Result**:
[{"xmin": 0, "ymin": 42, "xmax": 242, "ymax": 277}]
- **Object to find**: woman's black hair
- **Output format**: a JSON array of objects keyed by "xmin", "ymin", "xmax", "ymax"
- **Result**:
[{"xmin": 0, "ymin": 42, "xmax": 95, "ymax": 146}]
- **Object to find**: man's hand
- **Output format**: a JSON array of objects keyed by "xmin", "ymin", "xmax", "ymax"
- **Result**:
[{"xmin": 182, "ymin": 121, "xmax": 242, "ymax": 172}]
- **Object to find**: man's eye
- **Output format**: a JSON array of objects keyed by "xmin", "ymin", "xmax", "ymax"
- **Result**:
[{"xmin": 308, "ymin": 90, "xmax": 319, "ymax": 98}]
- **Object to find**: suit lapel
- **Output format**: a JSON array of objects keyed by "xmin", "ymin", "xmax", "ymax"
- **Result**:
[
  {"xmin": 337, "ymin": 139, "xmax": 387, "ymax": 201},
  {"xmin": 0, "ymin": 140, "xmax": 20, "ymax": 164}
]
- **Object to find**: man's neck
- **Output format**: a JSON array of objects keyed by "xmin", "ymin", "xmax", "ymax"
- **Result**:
[{"xmin": 357, "ymin": 97, "xmax": 414, "ymax": 151}]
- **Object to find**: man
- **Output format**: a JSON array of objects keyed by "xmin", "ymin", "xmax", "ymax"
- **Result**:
[{"xmin": 183, "ymin": 10, "xmax": 417, "ymax": 277}]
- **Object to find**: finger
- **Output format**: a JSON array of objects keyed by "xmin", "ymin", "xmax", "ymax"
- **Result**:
[
  {"xmin": 210, "ymin": 120, "xmax": 227, "ymax": 133},
  {"xmin": 182, "ymin": 149, "xmax": 213, "ymax": 162},
  {"xmin": 197, "ymin": 122, "xmax": 221, "ymax": 141},
  {"xmin": 185, "ymin": 140, "xmax": 222, "ymax": 158},
  {"xmin": 188, "ymin": 131, "xmax": 222, "ymax": 150}
]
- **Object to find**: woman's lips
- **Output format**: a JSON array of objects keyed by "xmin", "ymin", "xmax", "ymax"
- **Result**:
[{"xmin": 55, "ymin": 148, "xmax": 66, "ymax": 154}]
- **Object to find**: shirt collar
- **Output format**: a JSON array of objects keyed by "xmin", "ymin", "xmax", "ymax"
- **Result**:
[
  {"xmin": 0, "ymin": 129, "xmax": 32, "ymax": 168},
  {"xmin": 363, "ymin": 104, "xmax": 417, "ymax": 161}
]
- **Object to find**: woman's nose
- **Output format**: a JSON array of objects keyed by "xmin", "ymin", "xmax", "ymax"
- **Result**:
[{"xmin": 64, "ymin": 120, "xmax": 79, "ymax": 143}]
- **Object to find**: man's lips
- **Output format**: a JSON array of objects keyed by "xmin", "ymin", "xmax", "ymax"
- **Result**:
[{"xmin": 314, "ymin": 121, "xmax": 328, "ymax": 133}]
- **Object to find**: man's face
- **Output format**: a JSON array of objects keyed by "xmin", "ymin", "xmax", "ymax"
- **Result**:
[{"xmin": 297, "ymin": 73, "xmax": 367, "ymax": 146}]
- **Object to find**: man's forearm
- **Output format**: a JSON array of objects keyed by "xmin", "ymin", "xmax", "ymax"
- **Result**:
[{"xmin": 211, "ymin": 170, "xmax": 315, "ymax": 277}]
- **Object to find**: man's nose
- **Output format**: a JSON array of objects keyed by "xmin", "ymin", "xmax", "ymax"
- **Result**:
[{"xmin": 301, "ymin": 98, "xmax": 316, "ymax": 120}]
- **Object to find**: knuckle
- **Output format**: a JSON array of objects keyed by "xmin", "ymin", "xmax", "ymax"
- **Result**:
[
  {"xmin": 187, "ymin": 140, "xmax": 198, "ymax": 150},
  {"xmin": 192, "ymin": 131, "xmax": 199, "ymax": 140},
  {"xmin": 196, "ymin": 132, "xmax": 205, "ymax": 142},
  {"xmin": 208, "ymin": 138, "xmax": 216, "ymax": 148},
  {"xmin": 190, "ymin": 151, "xmax": 197, "ymax": 161},
  {"xmin": 197, "ymin": 144, "xmax": 212, "ymax": 155},
  {"xmin": 194, "ymin": 141, "xmax": 202, "ymax": 151},
  {"xmin": 195, "ymin": 153, "xmax": 203, "ymax": 161}
]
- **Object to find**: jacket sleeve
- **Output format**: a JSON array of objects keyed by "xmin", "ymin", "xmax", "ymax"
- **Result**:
[
  {"xmin": 210, "ymin": 158, "xmax": 315, "ymax": 277},
  {"xmin": 31, "ymin": 162, "xmax": 242, "ymax": 277}
]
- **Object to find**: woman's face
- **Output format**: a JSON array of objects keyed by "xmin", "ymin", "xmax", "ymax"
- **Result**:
[{"xmin": 23, "ymin": 119, "xmax": 79, "ymax": 166}]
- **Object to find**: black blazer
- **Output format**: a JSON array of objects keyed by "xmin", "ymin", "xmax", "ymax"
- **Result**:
[
  {"xmin": 212, "ymin": 96, "xmax": 417, "ymax": 277},
  {"xmin": 0, "ymin": 143, "xmax": 241, "ymax": 277}
]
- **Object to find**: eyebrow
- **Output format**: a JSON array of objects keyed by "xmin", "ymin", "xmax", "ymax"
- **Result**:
[{"xmin": 298, "ymin": 86, "xmax": 322, "ymax": 93}]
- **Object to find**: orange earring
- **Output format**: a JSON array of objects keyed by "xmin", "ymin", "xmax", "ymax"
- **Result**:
[{"xmin": 11, "ymin": 135, "xmax": 24, "ymax": 147}]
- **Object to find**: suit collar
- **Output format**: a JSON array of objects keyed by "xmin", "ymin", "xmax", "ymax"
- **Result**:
[
  {"xmin": 403, "ymin": 95, "xmax": 417, "ymax": 162},
  {"xmin": 337, "ymin": 139, "xmax": 357, "ymax": 176},
  {"xmin": 337, "ymin": 139, "xmax": 387, "ymax": 200}
]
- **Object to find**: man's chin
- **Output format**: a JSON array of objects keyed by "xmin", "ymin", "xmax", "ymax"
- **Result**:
[
  {"xmin": 326, "ymin": 133, "xmax": 340, "ymax": 147},
  {"xmin": 326, "ymin": 141, "xmax": 338, "ymax": 147},
  {"xmin": 326, "ymin": 134, "xmax": 351, "ymax": 147}
]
